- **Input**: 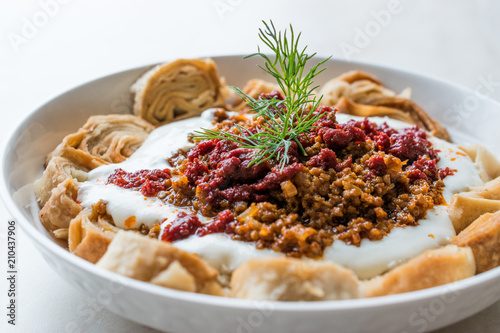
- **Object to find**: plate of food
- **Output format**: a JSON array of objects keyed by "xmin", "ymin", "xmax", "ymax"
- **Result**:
[{"xmin": 3, "ymin": 21, "xmax": 500, "ymax": 333}]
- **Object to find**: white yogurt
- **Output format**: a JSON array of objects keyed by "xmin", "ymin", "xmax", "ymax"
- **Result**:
[
  {"xmin": 78, "ymin": 110, "xmax": 484, "ymax": 278},
  {"xmin": 323, "ymin": 205, "xmax": 453, "ymax": 279},
  {"xmin": 173, "ymin": 234, "xmax": 282, "ymax": 273}
]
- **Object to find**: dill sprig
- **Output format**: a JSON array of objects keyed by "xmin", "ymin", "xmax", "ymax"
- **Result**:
[{"xmin": 192, "ymin": 20, "xmax": 331, "ymax": 168}]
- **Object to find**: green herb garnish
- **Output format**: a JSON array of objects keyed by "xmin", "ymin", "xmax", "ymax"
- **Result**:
[{"xmin": 192, "ymin": 20, "xmax": 331, "ymax": 168}]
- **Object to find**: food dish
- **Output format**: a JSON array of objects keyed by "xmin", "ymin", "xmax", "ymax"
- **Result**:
[
  {"xmin": 31, "ymin": 22, "xmax": 500, "ymax": 302},
  {"xmin": 32, "ymin": 55, "xmax": 500, "ymax": 300},
  {"xmin": 2, "ymin": 55, "xmax": 495, "ymax": 330}
]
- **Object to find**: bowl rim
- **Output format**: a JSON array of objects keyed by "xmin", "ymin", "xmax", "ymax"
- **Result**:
[{"xmin": 2, "ymin": 55, "xmax": 500, "ymax": 312}]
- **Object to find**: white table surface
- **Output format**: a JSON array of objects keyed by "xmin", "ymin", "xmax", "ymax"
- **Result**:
[{"xmin": 1, "ymin": 0, "xmax": 500, "ymax": 332}]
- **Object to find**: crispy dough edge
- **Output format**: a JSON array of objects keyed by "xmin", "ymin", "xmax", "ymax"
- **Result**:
[
  {"xmin": 131, "ymin": 58, "xmax": 229, "ymax": 126},
  {"xmin": 97, "ymin": 231, "xmax": 223, "ymax": 296},
  {"xmin": 39, "ymin": 178, "xmax": 82, "ymax": 232},
  {"xmin": 362, "ymin": 245, "xmax": 475, "ymax": 297},
  {"xmin": 451, "ymin": 210, "xmax": 500, "ymax": 273},
  {"xmin": 68, "ymin": 210, "xmax": 115, "ymax": 264},
  {"xmin": 448, "ymin": 176, "xmax": 500, "ymax": 233},
  {"xmin": 462, "ymin": 144, "xmax": 500, "ymax": 182},
  {"xmin": 230, "ymin": 257, "xmax": 361, "ymax": 301}
]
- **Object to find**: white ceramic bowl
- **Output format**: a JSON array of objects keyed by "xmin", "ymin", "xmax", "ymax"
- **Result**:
[{"xmin": 2, "ymin": 56, "xmax": 500, "ymax": 333}]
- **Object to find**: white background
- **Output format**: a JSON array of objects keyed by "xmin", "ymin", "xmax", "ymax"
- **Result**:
[{"xmin": 1, "ymin": 0, "xmax": 500, "ymax": 332}]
